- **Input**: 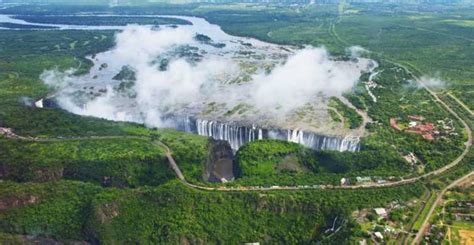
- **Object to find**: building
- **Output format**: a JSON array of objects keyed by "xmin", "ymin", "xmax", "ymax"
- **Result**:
[
  {"xmin": 409, "ymin": 121, "xmax": 418, "ymax": 127},
  {"xmin": 374, "ymin": 208, "xmax": 387, "ymax": 217},
  {"xmin": 390, "ymin": 118, "xmax": 401, "ymax": 131},
  {"xmin": 356, "ymin": 177, "xmax": 372, "ymax": 183},
  {"xmin": 340, "ymin": 178, "xmax": 349, "ymax": 186},
  {"xmin": 374, "ymin": 231, "xmax": 384, "ymax": 240},
  {"xmin": 403, "ymin": 152, "xmax": 418, "ymax": 165},
  {"xmin": 415, "ymin": 123, "xmax": 434, "ymax": 131},
  {"xmin": 408, "ymin": 115, "xmax": 425, "ymax": 121},
  {"xmin": 0, "ymin": 127, "xmax": 16, "ymax": 138},
  {"xmin": 422, "ymin": 134, "xmax": 434, "ymax": 140}
]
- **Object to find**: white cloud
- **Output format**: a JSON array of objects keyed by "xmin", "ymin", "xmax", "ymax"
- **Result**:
[
  {"xmin": 346, "ymin": 45, "xmax": 369, "ymax": 58},
  {"xmin": 419, "ymin": 76, "xmax": 446, "ymax": 89},
  {"xmin": 41, "ymin": 22, "xmax": 373, "ymax": 128},
  {"xmin": 252, "ymin": 48, "xmax": 364, "ymax": 112}
]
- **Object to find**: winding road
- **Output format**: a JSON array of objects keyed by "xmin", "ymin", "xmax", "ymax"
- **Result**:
[
  {"xmin": 1, "ymin": 14, "xmax": 471, "ymax": 193},
  {"xmin": 3, "ymin": 73, "xmax": 472, "ymax": 193},
  {"xmin": 162, "ymin": 60, "xmax": 473, "ymax": 192},
  {"xmin": 412, "ymin": 171, "xmax": 474, "ymax": 244}
]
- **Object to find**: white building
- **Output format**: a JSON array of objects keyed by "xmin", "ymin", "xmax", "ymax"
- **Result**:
[
  {"xmin": 340, "ymin": 178, "xmax": 348, "ymax": 185},
  {"xmin": 374, "ymin": 231, "xmax": 384, "ymax": 240},
  {"xmin": 374, "ymin": 208, "xmax": 387, "ymax": 217}
]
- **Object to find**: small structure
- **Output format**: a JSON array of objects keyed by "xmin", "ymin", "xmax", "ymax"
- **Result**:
[
  {"xmin": 377, "ymin": 179, "xmax": 387, "ymax": 184},
  {"xmin": 356, "ymin": 177, "xmax": 372, "ymax": 183},
  {"xmin": 374, "ymin": 231, "xmax": 384, "ymax": 240},
  {"xmin": 0, "ymin": 127, "xmax": 16, "ymax": 138},
  {"xmin": 374, "ymin": 208, "xmax": 388, "ymax": 218},
  {"xmin": 390, "ymin": 115, "xmax": 439, "ymax": 141},
  {"xmin": 409, "ymin": 121, "xmax": 418, "ymax": 127},
  {"xmin": 422, "ymin": 134, "xmax": 434, "ymax": 141},
  {"xmin": 403, "ymin": 152, "xmax": 418, "ymax": 165},
  {"xmin": 390, "ymin": 118, "xmax": 402, "ymax": 131},
  {"xmin": 34, "ymin": 99, "xmax": 44, "ymax": 108},
  {"xmin": 406, "ymin": 122, "xmax": 435, "ymax": 141},
  {"xmin": 340, "ymin": 178, "xmax": 349, "ymax": 186},
  {"xmin": 408, "ymin": 123, "xmax": 434, "ymax": 132},
  {"xmin": 408, "ymin": 115, "xmax": 425, "ymax": 121},
  {"xmin": 419, "ymin": 123, "xmax": 434, "ymax": 131}
]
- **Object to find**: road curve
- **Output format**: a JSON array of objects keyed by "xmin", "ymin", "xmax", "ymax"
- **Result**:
[
  {"xmin": 158, "ymin": 66, "xmax": 472, "ymax": 192},
  {"xmin": 2, "ymin": 67, "xmax": 472, "ymax": 192},
  {"xmin": 3, "ymin": 110, "xmax": 471, "ymax": 192},
  {"xmin": 412, "ymin": 171, "xmax": 474, "ymax": 244}
]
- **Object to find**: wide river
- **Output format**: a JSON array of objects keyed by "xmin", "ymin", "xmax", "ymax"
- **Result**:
[{"xmin": 1, "ymin": 13, "xmax": 370, "ymax": 152}]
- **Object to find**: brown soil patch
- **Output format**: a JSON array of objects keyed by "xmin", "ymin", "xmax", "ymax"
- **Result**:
[{"xmin": 459, "ymin": 229, "xmax": 474, "ymax": 245}]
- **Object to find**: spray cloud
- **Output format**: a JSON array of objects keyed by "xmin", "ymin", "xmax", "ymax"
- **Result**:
[{"xmin": 41, "ymin": 17, "xmax": 374, "ymax": 130}]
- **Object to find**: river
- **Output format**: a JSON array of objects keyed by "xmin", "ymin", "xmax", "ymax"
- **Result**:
[{"xmin": 2, "ymin": 13, "xmax": 373, "ymax": 152}]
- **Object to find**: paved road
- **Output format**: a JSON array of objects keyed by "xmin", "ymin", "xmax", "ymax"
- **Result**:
[
  {"xmin": 163, "ymin": 67, "xmax": 472, "ymax": 191},
  {"xmin": 447, "ymin": 92, "xmax": 473, "ymax": 116},
  {"xmin": 2, "ymin": 58, "xmax": 472, "ymax": 192},
  {"xmin": 3, "ymin": 99, "xmax": 472, "ymax": 192},
  {"xmin": 412, "ymin": 171, "xmax": 474, "ymax": 244}
]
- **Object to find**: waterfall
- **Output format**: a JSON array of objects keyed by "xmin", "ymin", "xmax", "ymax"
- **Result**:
[
  {"xmin": 37, "ymin": 97, "xmax": 360, "ymax": 152},
  {"xmin": 195, "ymin": 119, "xmax": 261, "ymax": 150},
  {"xmin": 164, "ymin": 115, "xmax": 360, "ymax": 152},
  {"xmin": 266, "ymin": 129, "xmax": 359, "ymax": 152}
]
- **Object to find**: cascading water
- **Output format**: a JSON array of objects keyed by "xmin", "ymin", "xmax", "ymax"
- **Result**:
[
  {"xmin": 165, "ymin": 115, "xmax": 360, "ymax": 152},
  {"xmin": 267, "ymin": 129, "xmax": 360, "ymax": 152},
  {"xmin": 196, "ymin": 119, "xmax": 263, "ymax": 150}
]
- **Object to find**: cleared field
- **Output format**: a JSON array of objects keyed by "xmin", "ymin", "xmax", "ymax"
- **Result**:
[{"xmin": 448, "ymin": 221, "xmax": 474, "ymax": 245}]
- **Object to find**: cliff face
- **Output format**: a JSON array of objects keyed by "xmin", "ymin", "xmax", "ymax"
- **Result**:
[{"xmin": 205, "ymin": 139, "xmax": 235, "ymax": 183}]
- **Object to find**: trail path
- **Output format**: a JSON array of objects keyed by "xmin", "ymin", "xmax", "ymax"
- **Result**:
[
  {"xmin": 447, "ymin": 92, "xmax": 473, "ymax": 116},
  {"xmin": 412, "ymin": 171, "xmax": 474, "ymax": 244}
]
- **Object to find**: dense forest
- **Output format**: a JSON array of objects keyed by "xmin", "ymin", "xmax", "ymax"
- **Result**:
[
  {"xmin": 0, "ymin": 3, "xmax": 472, "ymax": 243},
  {"xmin": 0, "ymin": 180, "xmax": 425, "ymax": 243}
]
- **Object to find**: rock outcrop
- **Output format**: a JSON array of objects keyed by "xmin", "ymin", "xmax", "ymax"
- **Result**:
[{"xmin": 205, "ymin": 139, "xmax": 235, "ymax": 183}]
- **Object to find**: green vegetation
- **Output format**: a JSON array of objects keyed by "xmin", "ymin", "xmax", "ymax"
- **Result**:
[
  {"xmin": 152, "ymin": 129, "xmax": 209, "ymax": 185},
  {"xmin": 234, "ymin": 140, "xmax": 410, "ymax": 186},
  {"xmin": 329, "ymin": 97, "xmax": 362, "ymax": 129},
  {"xmin": 423, "ymin": 179, "xmax": 474, "ymax": 244},
  {"xmin": 0, "ymin": 137, "xmax": 174, "ymax": 187},
  {"xmin": 328, "ymin": 109, "xmax": 342, "ymax": 123},
  {"xmin": 358, "ymin": 61, "xmax": 466, "ymax": 172},
  {"xmin": 0, "ymin": 23, "xmax": 58, "ymax": 29},
  {"xmin": 412, "ymin": 191, "xmax": 437, "ymax": 232},
  {"xmin": 0, "ymin": 181, "xmax": 102, "ymax": 241},
  {"xmin": 0, "ymin": 180, "xmax": 424, "ymax": 243},
  {"xmin": 335, "ymin": 12, "xmax": 473, "ymax": 87},
  {"xmin": 0, "ymin": 3, "xmax": 472, "ymax": 243},
  {"xmin": 14, "ymin": 15, "xmax": 191, "ymax": 26}
]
